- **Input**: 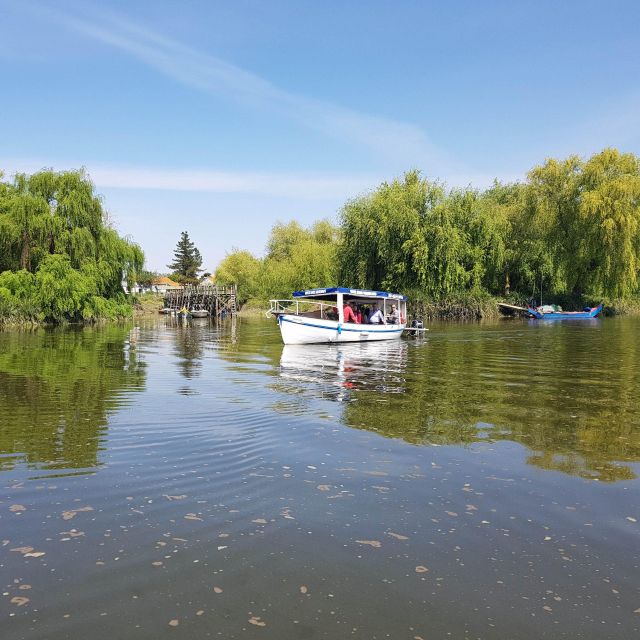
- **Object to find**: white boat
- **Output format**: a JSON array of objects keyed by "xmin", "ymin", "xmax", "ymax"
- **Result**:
[{"xmin": 269, "ymin": 287, "xmax": 408, "ymax": 345}]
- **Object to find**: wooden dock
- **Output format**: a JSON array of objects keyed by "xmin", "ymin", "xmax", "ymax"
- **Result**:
[{"xmin": 163, "ymin": 284, "xmax": 237, "ymax": 318}]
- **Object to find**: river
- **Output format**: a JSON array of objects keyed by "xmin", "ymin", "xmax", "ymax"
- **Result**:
[{"xmin": 1, "ymin": 316, "xmax": 639, "ymax": 639}]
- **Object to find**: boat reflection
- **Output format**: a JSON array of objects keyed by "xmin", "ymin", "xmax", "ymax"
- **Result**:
[{"xmin": 277, "ymin": 341, "xmax": 409, "ymax": 404}]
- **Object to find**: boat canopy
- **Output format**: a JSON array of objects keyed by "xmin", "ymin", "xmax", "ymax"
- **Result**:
[{"xmin": 292, "ymin": 287, "xmax": 407, "ymax": 302}]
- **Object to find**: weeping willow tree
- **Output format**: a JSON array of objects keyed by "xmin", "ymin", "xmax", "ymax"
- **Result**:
[
  {"xmin": 0, "ymin": 168, "xmax": 144, "ymax": 323},
  {"xmin": 338, "ymin": 170, "xmax": 511, "ymax": 297},
  {"xmin": 579, "ymin": 150, "xmax": 640, "ymax": 297},
  {"xmin": 338, "ymin": 151, "xmax": 640, "ymax": 303},
  {"xmin": 522, "ymin": 149, "xmax": 640, "ymax": 298},
  {"xmin": 213, "ymin": 149, "xmax": 640, "ymax": 309}
]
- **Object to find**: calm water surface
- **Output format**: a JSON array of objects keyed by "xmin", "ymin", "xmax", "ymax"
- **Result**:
[{"xmin": 1, "ymin": 316, "xmax": 639, "ymax": 639}]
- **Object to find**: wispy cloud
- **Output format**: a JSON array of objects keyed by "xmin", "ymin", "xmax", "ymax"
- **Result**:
[
  {"xmin": 91, "ymin": 166, "xmax": 376, "ymax": 199},
  {"xmin": 2, "ymin": 157, "xmax": 521, "ymax": 196},
  {"xmin": 1, "ymin": 157, "xmax": 379, "ymax": 199},
  {"xmin": 26, "ymin": 2, "xmax": 458, "ymax": 171}
]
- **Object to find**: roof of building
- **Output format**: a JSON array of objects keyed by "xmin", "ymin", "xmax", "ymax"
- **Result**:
[{"xmin": 152, "ymin": 276, "xmax": 181, "ymax": 287}]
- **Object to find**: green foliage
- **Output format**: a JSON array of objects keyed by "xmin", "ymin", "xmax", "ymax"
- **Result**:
[
  {"xmin": 522, "ymin": 149, "xmax": 640, "ymax": 298},
  {"xmin": 0, "ymin": 168, "xmax": 144, "ymax": 324},
  {"xmin": 215, "ymin": 220, "xmax": 339, "ymax": 305},
  {"xmin": 338, "ymin": 171, "xmax": 512, "ymax": 297},
  {"xmin": 336, "ymin": 150, "xmax": 640, "ymax": 303},
  {"xmin": 134, "ymin": 270, "xmax": 160, "ymax": 287},
  {"xmin": 0, "ymin": 326, "xmax": 146, "ymax": 470},
  {"xmin": 215, "ymin": 250, "xmax": 263, "ymax": 304},
  {"xmin": 167, "ymin": 231, "xmax": 203, "ymax": 282},
  {"xmin": 218, "ymin": 148, "xmax": 640, "ymax": 308}
]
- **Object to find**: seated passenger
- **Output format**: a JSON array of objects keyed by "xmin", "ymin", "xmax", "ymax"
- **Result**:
[
  {"xmin": 325, "ymin": 306, "xmax": 338, "ymax": 320},
  {"xmin": 343, "ymin": 300, "xmax": 359, "ymax": 323},
  {"xmin": 387, "ymin": 304, "xmax": 400, "ymax": 324},
  {"xmin": 368, "ymin": 304, "xmax": 386, "ymax": 324}
]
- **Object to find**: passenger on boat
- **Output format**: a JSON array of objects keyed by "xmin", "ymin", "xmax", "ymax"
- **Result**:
[
  {"xmin": 343, "ymin": 300, "xmax": 359, "ymax": 323},
  {"xmin": 369, "ymin": 305, "xmax": 386, "ymax": 324},
  {"xmin": 387, "ymin": 304, "xmax": 400, "ymax": 324},
  {"xmin": 325, "ymin": 306, "xmax": 338, "ymax": 320}
]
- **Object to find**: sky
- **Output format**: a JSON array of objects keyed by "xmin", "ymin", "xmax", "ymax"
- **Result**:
[{"xmin": 1, "ymin": 0, "xmax": 639, "ymax": 272}]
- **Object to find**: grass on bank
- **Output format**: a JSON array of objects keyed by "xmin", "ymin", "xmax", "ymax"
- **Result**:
[{"xmin": 132, "ymin": 292, "xmax": 165, "ymax": 316}]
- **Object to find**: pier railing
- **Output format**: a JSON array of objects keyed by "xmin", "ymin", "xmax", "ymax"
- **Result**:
[
  {"xmin": 268, "ymin": 299, "xmax": 337, "ymax": 319},
  {"xmin": 164, "ymin": 284, "xmax": 237, "ymax": 318}
]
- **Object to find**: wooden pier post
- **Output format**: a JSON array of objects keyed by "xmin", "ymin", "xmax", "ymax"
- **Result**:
[{"xmin": 163, "ymin": 284, "xmax": 237, "ymax": 319}]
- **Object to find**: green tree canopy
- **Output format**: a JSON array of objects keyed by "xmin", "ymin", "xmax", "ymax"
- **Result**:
[
  {"xmin": 0, "ymin": 168, "xmax": 144, "ymax": 323},
  {"xmin": 214, "ymin": 149, "xmax": 640, "ymax": 307},
  {"xmin": 523, "ymin": 149, "xmax": 640, "ymax": 297},
  {"xmin": 215, "ymin": 219, "xmax": 339, "ymax": 305}
]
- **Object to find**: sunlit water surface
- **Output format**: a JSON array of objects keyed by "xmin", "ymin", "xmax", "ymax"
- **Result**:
[{"xmin": 1, "ymin": 316, "xmax": 639, "ymax": 639}]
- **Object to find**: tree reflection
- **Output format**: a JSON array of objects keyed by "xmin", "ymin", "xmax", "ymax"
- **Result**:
[
  {"xmin": 170, "ymin": 318, "xmax": 207, "ymax": 380},
  {"xmin": 0, "ymin": 326, "xmax": 146, "ymax": 472},
  {"xmin": 277, "ymin": 321, "xmax": 640, "ymax": 482}
]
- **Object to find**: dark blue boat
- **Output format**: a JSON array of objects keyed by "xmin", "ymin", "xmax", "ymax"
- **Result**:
[{"xmin": 526, "ymin": 303, "xmax": 603, "ymax": 320}]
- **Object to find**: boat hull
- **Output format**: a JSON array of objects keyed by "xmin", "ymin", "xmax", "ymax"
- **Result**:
[
  {"xmin": 278, "ymin": 314, "xmax": 405, "ymax": 344},
  {"xmin": 526, "ymin": 303, "xmax": 603, "ymax": 319}
]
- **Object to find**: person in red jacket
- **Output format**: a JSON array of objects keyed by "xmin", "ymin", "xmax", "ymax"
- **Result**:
[{"xmin": 343, "ymin": 300, "xmax": 359, "ymax": 323}]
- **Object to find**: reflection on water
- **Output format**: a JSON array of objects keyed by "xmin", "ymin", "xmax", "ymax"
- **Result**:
[
  {"xmin": 276, "ymin": 320, "xmax": 640, "ymax": 482},
  {"xmin": 0, "ymin": 326, "xmax": 145, "ymax": 472},
  {"xmin": 279, "ymin": 340, "xmax": 409, "ymax": 399},
  {"xmin": 2, "ymin": 317, "xmax": 640, "ymax": 640}
]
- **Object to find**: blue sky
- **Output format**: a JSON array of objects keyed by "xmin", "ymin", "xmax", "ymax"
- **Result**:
[{"xmin": 1, "ymin": 0, "xmax": 639, "ymax": 271}]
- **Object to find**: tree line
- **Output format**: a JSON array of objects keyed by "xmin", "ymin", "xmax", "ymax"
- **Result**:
[
  {"xmin": 0, "ymin": 169, "xmax": 143, "ymax": 322},
  {"xmin": 215, "ymin": 148, "xmax": 640, "ymax": 307},
  {"xmin": 2, "ymin": 148, "xmax": 637, "ymax": 322}
]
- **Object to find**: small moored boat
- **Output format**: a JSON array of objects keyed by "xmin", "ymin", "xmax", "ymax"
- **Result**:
[
  {"xmin": 269, "ymin": 287, "xmax": 408, "ymax": 345},
  {"xmin": 526, "ymin": 303, "xmax": 603, "ymax": 319}
]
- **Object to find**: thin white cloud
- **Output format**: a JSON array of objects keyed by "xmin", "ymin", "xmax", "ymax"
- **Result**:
[
  {"xmin": 92, "ymin": 166, "xmax": 376, "ymax": 199},
  {"xmin": 27, "ymin": 2, "xmax": 458, "ymax": 171},
  {"xmin": 2, "ymin": 157, "xmax": 521, "ymax": 195},
  {"xmin": 1, "ymin": 158, "xmax": 378, "ymax": 199}
]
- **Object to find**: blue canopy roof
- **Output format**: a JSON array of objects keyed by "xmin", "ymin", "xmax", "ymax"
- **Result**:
[{"xmin": 292, "ymin": 287, "xmax": 407, "ymax": 301}]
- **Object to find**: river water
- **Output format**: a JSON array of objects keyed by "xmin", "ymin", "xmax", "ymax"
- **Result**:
[{"xmin": 1, "ymin": 316, "xmax": 639, "ymax": 639}]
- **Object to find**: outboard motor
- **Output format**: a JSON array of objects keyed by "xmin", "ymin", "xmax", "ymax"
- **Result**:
[{"xmin": 411, "ymin": 318, "xmax": 424, "ymax": 329}]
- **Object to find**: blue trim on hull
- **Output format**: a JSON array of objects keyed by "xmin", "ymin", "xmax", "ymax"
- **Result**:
[{"xmin": 280, "ymin": 316, "xmax": 404, "ymax": 334}]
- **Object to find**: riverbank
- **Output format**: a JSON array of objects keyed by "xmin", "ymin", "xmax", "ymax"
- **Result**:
[
  {"xmin": 412, "ymin": 294, "xmax": 640, "ymax": 320},
  {"xmin": 4, "ymin": 293, "xmax": 640, "ymax": 327},
  {"xmin": 132, "ymin": 293, "xmax": 164, "ymax": 316},
  {"xmin": 237, "ymin": 292, "xmax": 640, "ymax": 322},
  {"xmin": 0, "ymin": 293, "xmax": 162, "ymax": 327}
]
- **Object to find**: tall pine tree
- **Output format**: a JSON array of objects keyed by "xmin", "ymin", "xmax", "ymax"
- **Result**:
[{"xmin": 167, "ymin": 231, "xmax": 203, "ymax": 282}]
